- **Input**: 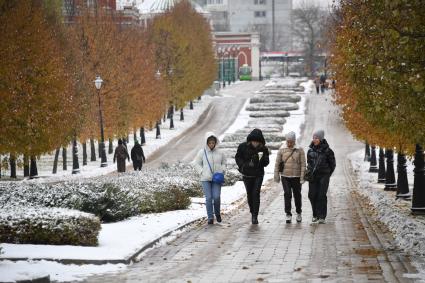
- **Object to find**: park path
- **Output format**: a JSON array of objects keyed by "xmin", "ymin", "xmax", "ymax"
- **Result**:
[{"xmin": 85, "ymin": 87, "xmax": 416, "ymax": 283}]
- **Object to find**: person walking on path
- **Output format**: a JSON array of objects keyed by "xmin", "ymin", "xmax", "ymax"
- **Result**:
[
  {"xmin": 314, "ymin": 77, "xmax": 321, "ymax": 94},
  {"xmin": 131, "ymin": 140, "xmax": 146, "ymax": 171},
  {"xmin": 113, "ymin": 139, "xmax": 130, "ymax": 173},
  {"xmin": 274, "ymin": 131, "xmax": 306, "ymax": 224},
  {"xmin": 307, "ymin": 130, "xmax": 336, "ymax": 224},
  {"xmin": 193, "ymin": 132, "xmax": 226, "ymax": 225},
  {"xmin": 235, "ymin": 129, "xmax": 270, "ymax": 224}
]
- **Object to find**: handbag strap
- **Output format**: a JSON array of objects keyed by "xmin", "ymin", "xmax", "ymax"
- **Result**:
[
  {"xmin": 283, "ymin": 148, "xmax": 296, "ymax": 164},
  {"xmin": 204, "ymin": 149, "xmax": 214, "ymax": 174}
]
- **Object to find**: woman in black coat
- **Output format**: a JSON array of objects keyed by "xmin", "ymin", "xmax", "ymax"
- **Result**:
[
  {"xmin": 307, "ymin": 130, "xmax": 336, "ymax": 224},
  {"xmin": 235, "ymin": 128, "xmax": 270, "ymax": 224},
  {"xmin": 131, "ymin": 140, "xmax": 146, "ymax": 171}
]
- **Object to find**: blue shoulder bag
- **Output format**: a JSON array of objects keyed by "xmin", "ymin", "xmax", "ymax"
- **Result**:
[{"xmin": 204, "ymin": 149, "xmax": 225, "ymax": 184}]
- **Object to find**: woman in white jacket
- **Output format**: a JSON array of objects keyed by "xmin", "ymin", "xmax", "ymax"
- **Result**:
[{"xmin": 193, "ymin": 132, "xmax": 226, "ymax": 224}]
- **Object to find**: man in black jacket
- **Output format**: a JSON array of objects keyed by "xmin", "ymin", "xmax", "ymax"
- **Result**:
[
  {"xmin": 307, "ymin": 129, "xmax": 336, "ymax": 224},
  {"xmin": 235, "ymin": 129, "xmax": 270, "ymax": 224},
  {"xmin": 131, "ymin": 140, "xmax": 146, "ymax": 171}
]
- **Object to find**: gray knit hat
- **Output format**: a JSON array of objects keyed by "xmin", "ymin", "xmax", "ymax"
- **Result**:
[
  {"xmin": 285, "ymin": 131, "xmax": 296, "ymax": 142},
  {"xmin": 313, "ymin": 130, "xmax": 325, "ymax": 141}
]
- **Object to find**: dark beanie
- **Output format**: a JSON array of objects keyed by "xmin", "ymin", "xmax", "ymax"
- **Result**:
[{"xmin": 247, "ymin": 128, "xmax": 266, "ymax": 144}]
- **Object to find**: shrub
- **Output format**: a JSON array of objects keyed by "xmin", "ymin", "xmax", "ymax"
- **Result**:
[
  {"xmin": 246, "ymin": 103, "xmax": 299, "ymax": 111},
  {"xmin": 0, "ymin": 205, "xmax": 100, "ymax": 246},
  {"xmin": 250, "ymin": 95, "xmax": 301, "ymax": 103},
  {"xmin": 249, "ymin": 110, "xmax": 290, "ymax": 118},
  {"xmin": 140, "ymin": 186, "xmax": 191, "ymax": 213}
]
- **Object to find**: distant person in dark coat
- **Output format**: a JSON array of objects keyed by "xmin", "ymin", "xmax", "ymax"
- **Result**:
[
  {"xmin": 131, "ymin": 140, "xmax": 146, "ymax": 171},
  {"xmin": 235, "ymin": 129, "xmax": 270, "ymax": 224},
  {"xmin": 113, "ymin": 139, "xmax": 130, "ymax": 173}
]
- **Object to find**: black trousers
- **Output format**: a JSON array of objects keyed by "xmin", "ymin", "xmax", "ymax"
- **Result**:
[
  {"xmin": 133, "ymin": 161, "xmax": 142, "ymax": 171},
  {"xmin": 308, "ymin": 174, "xmax": 330, "ymax": 219},
  {"xmin": 243, "ymin": 176, "xmax": 264, "ymax": 216},
  {"xmin": 281, "ymin": 177, "xmax": 302, "ymax": 216}
]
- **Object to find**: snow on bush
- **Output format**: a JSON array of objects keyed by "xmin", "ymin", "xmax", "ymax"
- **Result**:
[
  {"xmin": 246, "ymin": 103, "xmax": 299, "ymax": 111},
  {"xmin": 222, "ymin": 133, "xmax": 285, "ymax": 143},
  {"xmin": 236, "ymin": 126, "xmax": 283, "ymax": 134},
  {"xmin": 249, "ymin": 110, "xmax": 290, "ymax": 118},
  {"xmin": 0, "ymin": 205, "xmax": 100, "ymax": 246},
  {"xmin": 250, "ymin": 95, "xmax": 301, "ymax": 104},
  {"xmin": 258, "ymin": 90, "xmax": 295, "ymax": 95},
  {"xmin": 247, "ymin": 118, "xmax": 286, "ymax": 129}
]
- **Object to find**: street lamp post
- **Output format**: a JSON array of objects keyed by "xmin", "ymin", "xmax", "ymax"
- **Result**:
[{"xmin": 94, "ymin": 76, "xmax": 107, "ymax": 167}]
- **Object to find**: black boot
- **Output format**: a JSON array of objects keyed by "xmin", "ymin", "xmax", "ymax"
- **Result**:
[
  {"xmin": 216, "ymin": 214, "xmax": 222, "ymax": 223},
  {"xmin": 208, "ymin": 219, "xmax": 214, "ymax": 225},
  {"xmin": 252, "ymin": 215, "xmax": 258, "ymax": 224}
]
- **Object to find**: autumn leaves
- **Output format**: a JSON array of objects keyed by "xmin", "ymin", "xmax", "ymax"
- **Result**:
[
  {"xmin": 0, "ymin": 1, "xmax": 216, "ymax": 165},
  {"xmin": 330, "ymin": 0, "xmax": 425, "ymax": 153}
]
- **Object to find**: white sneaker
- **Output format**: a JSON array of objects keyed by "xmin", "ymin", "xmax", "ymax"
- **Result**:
[
  {"xmin": 311, "ymin": 217, "xmax": 318, "ymax": 223},
  {"xmin": 296, "ymin": 214, "xmax": 302, "ymax": 223},
  {"xmin": 286, "ymin": 214, "xmax": 292, "ymax": 223},
  {"xmin": 318, "ymin": 218, "xmax": 326, "ymax": 224}
]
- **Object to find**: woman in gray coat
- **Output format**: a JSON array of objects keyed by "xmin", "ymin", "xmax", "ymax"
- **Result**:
[{"xmin": 193, "ymin": 132, "xmax": 226, "ymax": 224}]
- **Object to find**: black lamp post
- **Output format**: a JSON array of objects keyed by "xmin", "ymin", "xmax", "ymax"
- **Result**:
[
  {"xmin": 412, "ymin": 144, "xmax": 425, "ymax": 214},
  {"xmin": 396, "ymin": 153, "xmax": 410, "ymax": 200},
  {"xmin": 94, "ymin": 75, "xmax": 107, "ymax": 167},
  {"xmin": 369, "ymin": 145, "xmax": 378, "ymax": 172},
  {"xmin": 378, "ymin": 148, "xmax": 386, "ymax": 183},
  {"xmin": 384, "ymin": 149, "xmax": 397, "ymax": 191}
]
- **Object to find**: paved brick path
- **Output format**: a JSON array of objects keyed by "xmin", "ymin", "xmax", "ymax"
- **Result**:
[{"xmin": 84, "ymin": 92, "xmax": 414, "ymax": 283}]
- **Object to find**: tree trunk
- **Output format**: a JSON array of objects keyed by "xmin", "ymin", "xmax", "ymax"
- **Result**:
[
  {"xmin": 411, "ymin": 144, "xmax": 425, "ymax": 214},
  {"xmin": 364, "ymin": 143, "xmax": 371, "ymax": 161},
  {"xmin": 23, "ymin": 155, "xmax": 29, "ymax": 177},
  {"xmin": 108, "ymin": 138, "xmax": 113, "ymax": 154},
  {"xmin": 90, "ymin": 138, "xmax": 96, "ymax": 161},
  {"xmin": 140, "ymin": 127, "xmax": 146, "ymax": 145},
  {"xmin": 180, "ymin": 108, "xmax": 184, "ymax": 121},
  {"xmin": 198, "ymin": 96, "xmax": 201, "ymax": 100},
  {"xmin": 62, "ymin": 146, "xmax": 67, "ymax": 171},
  {"xmin": 82, "ymin": 142, "xmax": 87, "ymax": 166},
  {"xmin": 133, "ymin": 131, "xmax": 137, "ymax": 142},
  {"xmin": 10, "ymin": 154, "xmax": 16, "ymax": 179},
  {"xmin": 384, "ymin": 149, "xmax": 397, "ymax": 191},
  {"xmin": 72, "ymin": 138, "xmax": 80, "ymax": 174},
  {"xmin": 0, "ymin": 155, "xmax": 1, "ymax": 178},
  {"xmin": 30, "ymin": 156, "xmax": 38, "ymax": 179},
  {"xmin": 190, "ymin": 100, "xmax": 194, "ymax": 110},
  {"xmin": 156, "ymin": 120, "xmax": 161, "ymax": 139},
  {"xmin": 378, "ymin": 148, "xmax": 386, "ymax": 183},
  {"xmin": 52, "ymin": 148, "xmax": 60, "ymax": 174}
]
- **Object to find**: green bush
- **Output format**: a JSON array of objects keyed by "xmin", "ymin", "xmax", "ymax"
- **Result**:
[
  {"xmin": 140, "ymin": 186, "xmax": 191, "ymax": 213},
  {"xmin": 0, "ymin": 206, "xmax": 100, "ymax": 246}
]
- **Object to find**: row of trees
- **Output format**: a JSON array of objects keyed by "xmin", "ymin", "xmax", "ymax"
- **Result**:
[
  {"xmin": 329, "ymin": 0, "xmax": 425, "ymax": 212},
  {"xmin": 0, "ymin": 0, "xmax": 216, "ymax": 177}
]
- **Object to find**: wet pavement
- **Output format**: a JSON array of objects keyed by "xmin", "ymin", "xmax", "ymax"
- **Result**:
[{"xmin": 84, "ymin": 90, "xmax": 416, "ymax": 283}]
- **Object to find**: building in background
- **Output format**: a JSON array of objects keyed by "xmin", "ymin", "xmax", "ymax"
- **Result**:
[{"xmin": 201, "ymin": 0, "xmax": 292, "ymax": 52}]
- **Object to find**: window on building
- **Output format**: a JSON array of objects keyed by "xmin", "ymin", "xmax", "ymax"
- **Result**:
[
  {"xmin": 254, "ymin": 11, "xmax": 266, "ymax": 17},
  {"xmin": 254, "ymin": 0, "xmax": 266, "ymax": 4},
  {"xmin": 208, "ymin": 0, "xmax": 223, "ymax": 4}
]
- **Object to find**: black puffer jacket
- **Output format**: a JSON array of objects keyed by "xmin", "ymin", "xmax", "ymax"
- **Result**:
[
  {"xmin": 235, "ymin": 129, "xmax": 270, "ymax": 177},
  {"xmin": 307, "ymin": 139, "xmax": 336, "ymax": 176}
]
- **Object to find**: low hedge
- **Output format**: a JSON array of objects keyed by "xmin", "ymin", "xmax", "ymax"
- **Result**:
[
  {"xmin": 0, "ymin": 205, "xmax": 100, "ymax": 246},
  {"xmin": 250, "ymin": 95, "xmax": 301, "ymax": 104},
  {"xmin": 246, "ymin": 103, "xmax": 299, "ymax": 111},
  {"xmin": 249, "ymin": 110, "xmax": 290, "ymax": 118}
]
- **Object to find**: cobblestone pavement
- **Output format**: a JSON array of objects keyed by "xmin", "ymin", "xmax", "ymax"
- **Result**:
[{"xmin": 84, "ymin": 92, "xmax": 415, "ymax": 283}]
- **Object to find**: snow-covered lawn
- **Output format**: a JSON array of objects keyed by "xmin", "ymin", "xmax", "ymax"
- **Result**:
[
  {"xmin": 349, "ymin": 150, "xmax": 425, "ymax": 281},
  {"xmin": 0, "ymin": 78, "xmax": 308, "ymax": 282}
]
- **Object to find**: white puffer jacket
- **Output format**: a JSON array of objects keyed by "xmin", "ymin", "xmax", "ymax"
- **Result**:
[{"xmin": 193, "ymin": 132, "xmax": 226, "ymax": 182}]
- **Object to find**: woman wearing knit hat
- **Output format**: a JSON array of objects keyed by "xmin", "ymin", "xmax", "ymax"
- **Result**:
[
  {"xmin": 235, "ymin": 129, "xmax": 270, "ymax": 224},
  {"xmin": 274, "ymin": 131, "xmax": 306, "ymax": 223},
  {"xmin": 306, "ymin": 129, "xmax": 336, "ymax": 224}
]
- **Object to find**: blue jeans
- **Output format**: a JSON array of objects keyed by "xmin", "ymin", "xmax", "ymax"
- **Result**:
[{"xmin": 201, "ymin": 181, "xmax": 222, "ymax": 220}]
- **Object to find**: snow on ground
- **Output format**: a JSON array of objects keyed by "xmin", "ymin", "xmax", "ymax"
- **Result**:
[
  {"xmin": 0, "ymin": 78, "xmax": 307, "ymax": 282},
  {"xmin": 349, "ymin": 150, "xmax": 425, "ymax": 281},
  {"xmin": 2, "ymin": 96, "xmax": 214, "ymax": 182}
]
